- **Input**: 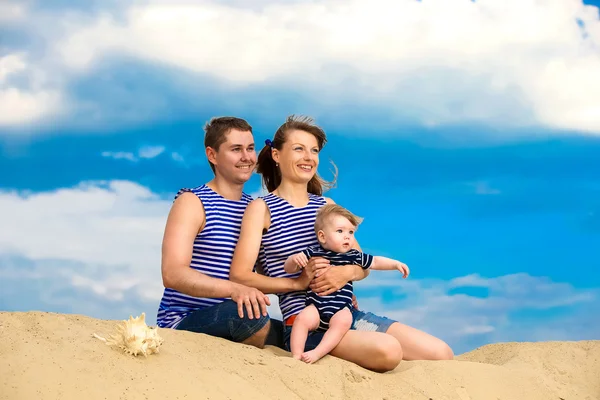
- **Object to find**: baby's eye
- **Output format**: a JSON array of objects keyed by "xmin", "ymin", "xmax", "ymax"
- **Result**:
[
  {"xmin": 349, "ymin": 230, "xmax": 354, "ymax": 235},
  {"xmin": 336, "ymin": 229, "xmax": 343, "ymax": 233}
]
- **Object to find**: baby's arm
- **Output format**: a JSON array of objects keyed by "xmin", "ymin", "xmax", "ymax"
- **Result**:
[
  {"xmin": 370, "ymin": 256, "xmax": 410, "ymax": 278},
  {"xmin": 284, "ymin": 252, "xmax": 309, "ymax": 274}
]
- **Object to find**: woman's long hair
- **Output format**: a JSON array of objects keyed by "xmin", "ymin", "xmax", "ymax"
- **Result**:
[{"xmin": 256, "ymin": 115, "xmax": 337, "ymax": 196}]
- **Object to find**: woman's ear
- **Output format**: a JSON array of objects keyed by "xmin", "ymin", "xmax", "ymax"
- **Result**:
[{"xmin": 271, "ymin": 148, "xmax": 280, "ymax": 164}]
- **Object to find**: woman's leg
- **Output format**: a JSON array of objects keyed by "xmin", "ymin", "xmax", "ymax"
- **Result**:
[
  {"xmin": 385, "ymin": 322, "xmax": 454, "ymax": 361},
  {"xmin": 328, "ymin": 329, "xmax": 403, "ymax": 373},
  {"xmin": 351, "ymin": 309, "xmax": 454, "ymax": 361}
]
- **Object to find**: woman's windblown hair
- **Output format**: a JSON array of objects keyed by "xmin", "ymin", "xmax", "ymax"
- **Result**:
[{"xmin": 256, "ymin": 115, "xmax": 337, "ymax": 196}]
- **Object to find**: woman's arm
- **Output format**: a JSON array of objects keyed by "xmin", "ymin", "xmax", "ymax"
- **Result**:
[
  {"xmin": 161, "ymin": 192, "xmax": 269, "ymax": 318},
  {"xmin": 229, "ymin": 199, "xmax": 310, "ymax": 294}
]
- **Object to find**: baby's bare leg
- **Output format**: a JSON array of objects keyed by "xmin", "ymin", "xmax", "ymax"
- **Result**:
[
  {"xmin": 290, "ymin": 305, "xmax": 320, "ymax": 359},
  {"xmin": 301, "ymin": 307, "xmax": 352, "ymax": 364}
]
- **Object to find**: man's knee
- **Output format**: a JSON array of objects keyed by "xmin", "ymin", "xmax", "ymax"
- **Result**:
[{"xmin": 241, "ymin": 319, "xmax": 271, "ymax": 349}]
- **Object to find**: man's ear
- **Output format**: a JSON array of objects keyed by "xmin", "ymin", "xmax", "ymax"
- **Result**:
[{"xmin": 206, "ymin": 146, "xmax": 217, "ymax": 166}]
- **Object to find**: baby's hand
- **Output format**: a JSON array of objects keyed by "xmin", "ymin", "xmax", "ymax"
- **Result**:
[
  {"xmin": 396, "ymin": 262, "xmax": 410, "ymax": 278},
  {"xmin": 293, "ymin": 253, "xmax": 309, "ymax": 268}
]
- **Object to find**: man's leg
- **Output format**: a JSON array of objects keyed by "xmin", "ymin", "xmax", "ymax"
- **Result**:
[
  {"xmin": 264, "ymin": 318, "xmax": 285, "ymax": 349},
  {"xmin": 301, "ymin": 307, "xmax": 352, "ymax": 364},
  {"xmin": 175, "ymin": 300, "xmax": 271, "ymax": 348},
  {"xmin": 290, "ymin": 305, "xmax": 320, "ymax": 359}
]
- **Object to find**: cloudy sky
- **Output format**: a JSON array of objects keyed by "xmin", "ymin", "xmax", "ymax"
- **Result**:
[{"xmin": 1, "ymin": 0, "xmax": 599, "ymax": 355}]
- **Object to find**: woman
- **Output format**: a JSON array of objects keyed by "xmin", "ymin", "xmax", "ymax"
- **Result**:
[{"xmin": 230, "ymin": 115, "xmax": 453, "ymax": 372}]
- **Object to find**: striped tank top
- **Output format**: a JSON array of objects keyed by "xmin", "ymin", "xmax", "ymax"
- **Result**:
[
  {"xmin": 258, "ymin": 193, "xmax": 327, "ymax": 321},
  {"xmin": 156, "ymin": 184, "xmax": 253, "ymax": 328}
]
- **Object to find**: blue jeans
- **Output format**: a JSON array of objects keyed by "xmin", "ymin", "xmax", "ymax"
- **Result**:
[
  {"xmin": 175, "ymin": 299, "xmax": 270, "ymax": 343},
  {"xmin": 282, "ymin": 308, "xmax": 396, "ymax": 352}
]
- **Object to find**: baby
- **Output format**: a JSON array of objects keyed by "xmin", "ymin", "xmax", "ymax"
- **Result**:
[{"xmin": 283, "ymin": 204, "xmax": 410, "ymax": 364}]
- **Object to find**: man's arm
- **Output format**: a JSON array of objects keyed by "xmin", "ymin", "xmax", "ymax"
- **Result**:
[
  {"xmin": 161, "ymin": 192, "xmax": 236, "ymax": 297},
  {"xmin": 161, "ymin": 192, "xmax": 269, "ymax": 318}
]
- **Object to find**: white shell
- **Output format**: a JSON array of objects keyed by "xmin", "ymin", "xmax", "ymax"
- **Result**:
[{"xmin": 93, "ymin": 312, "xmax": 164, "ymax": 357}]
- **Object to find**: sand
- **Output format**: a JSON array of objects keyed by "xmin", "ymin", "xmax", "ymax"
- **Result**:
[{"xmin": 1, "ymin": 311, "xmax": 598, "ymax": 400}]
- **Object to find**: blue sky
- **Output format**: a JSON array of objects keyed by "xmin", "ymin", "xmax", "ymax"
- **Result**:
[{"xmin": 1, "ymin": 0, "xmax": 599, "ymax": 355}]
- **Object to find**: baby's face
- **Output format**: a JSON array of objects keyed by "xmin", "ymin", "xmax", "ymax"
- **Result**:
[{"xmin": 319, "ymin": 214, "xmax": 357, "ymax": 253}]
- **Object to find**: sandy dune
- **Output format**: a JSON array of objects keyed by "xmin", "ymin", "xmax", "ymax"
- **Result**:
[{"xmin": 1, "ymin": 311, "xmax": 598, "ymax": 400}]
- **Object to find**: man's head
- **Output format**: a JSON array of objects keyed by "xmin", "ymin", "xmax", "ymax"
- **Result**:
[
  {"xmin": 314, "ymin": 204, "xmax": 363, "ymax": 253},
  {"xmin": 204, "ymin": 117, "xmax": 256, "ymax": 184}
]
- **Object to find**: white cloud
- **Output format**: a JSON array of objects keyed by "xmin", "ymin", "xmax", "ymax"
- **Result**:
[
  {"xmin": 469, "ymin": 181, "xmax": 501, "ymax": 195},
  {"xmin": 171, "ymin": 152, "xmax": 185, "ymax": 162},
  {"xmin": 0, "ymin": 53, "xmax": 63, "ymax": 127},
  {"xmin": 0, "ymin": 181, "xmax": 598, "ymax": 351},
  {"xmin": 2, "ymin": 0, "xmax": 600, "ymax": 134},
  {"xmin": 354, "ymin": 271, "xmax": 599, "ymax": 353},
  {"xmin": 0, "ymin": 2, "xmax": 27, "ymax": 23},
  {"xmin": 101, "ymin": 145, "xmax": 166, "ymax": 161},
  {"xmin": 138, "ymin": 145, "xmax": 165, "ymax": 159},
  {"xmin": 44, "ymin": 0, "xmax": 600, "ymax": 134},
  {"xmin": 0, "ymin": 181, "xmax": 170, "ymax": 306}
]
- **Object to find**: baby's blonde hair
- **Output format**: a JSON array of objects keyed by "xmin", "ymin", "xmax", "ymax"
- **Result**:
[{"xmin": 315, "ymin": 204, "xmax": 363, "ymax": 233}]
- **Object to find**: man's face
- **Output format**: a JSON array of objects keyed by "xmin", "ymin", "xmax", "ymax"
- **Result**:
[{"xmin": 208, "ymin": 129, "xmax": 256, "ymax": 184}]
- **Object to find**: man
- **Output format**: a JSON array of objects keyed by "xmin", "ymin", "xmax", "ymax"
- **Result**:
[{"xmin": 157, "ymin": 116, "xmax": 278, "ymax": 347}]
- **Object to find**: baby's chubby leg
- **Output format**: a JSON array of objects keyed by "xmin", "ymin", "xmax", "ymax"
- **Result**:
[
  {"xmin": 290, "ymin": 305, "xmax": 320, "ymax": 360},
  {"xmin": 302, "ymin": 307, "xmax": 352, "ymax": 364}
]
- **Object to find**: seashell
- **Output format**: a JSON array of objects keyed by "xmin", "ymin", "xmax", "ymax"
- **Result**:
[{"xmin": 93, "ymin": 312, "xmax": 164, "ymax": 357}]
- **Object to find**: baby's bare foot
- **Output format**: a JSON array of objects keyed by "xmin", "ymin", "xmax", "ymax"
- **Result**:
[
  {"xmin": 292, "ymin": 353, "xmax": 302, "ymax": 361},
  {"xmin": 301, "ymin": 350, "xmax": 324, "ymax": 364}
]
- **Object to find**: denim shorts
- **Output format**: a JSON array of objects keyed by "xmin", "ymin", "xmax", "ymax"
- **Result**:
[
  {"xmin": 175, "ymin": 299, "xmax": 270, "ymax": 343},
  {"xmin": 281, "ymin": 308, "xmax": 396, "ymax": 352}
]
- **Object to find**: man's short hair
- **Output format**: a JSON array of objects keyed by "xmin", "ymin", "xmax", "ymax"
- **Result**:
[{"xmin": 204, "ymin": 116, "xmax": 253, "ymax": 173}]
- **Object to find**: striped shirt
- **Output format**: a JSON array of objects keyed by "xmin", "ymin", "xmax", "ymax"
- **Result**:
[
  {"xmin": 156, "ymin": 184, "xmax": 253, "ymax": 328},
  {"xmin": 258, "ymin": 193, "xmax": 327, "ymax": 321},
  {"xmin": 303, "ymin": 245, "xmax": 373, "ymax": 330}
]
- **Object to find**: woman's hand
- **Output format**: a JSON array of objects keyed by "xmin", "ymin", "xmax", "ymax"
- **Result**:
[
  {"xmin": 304, "ymin": 256, "xmax": 330, "ymax": 280},
  {"xmin": 309, "ymin": 265, "xmax": 354, "ymax": 296}
]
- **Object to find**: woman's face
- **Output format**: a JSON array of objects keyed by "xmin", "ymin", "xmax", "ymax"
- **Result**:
[{"xmin": 273, "ymin": 129, "xmax": 320, "ymax": 185}]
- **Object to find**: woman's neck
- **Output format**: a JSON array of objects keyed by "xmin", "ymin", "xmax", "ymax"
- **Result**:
[
  {"xmin": 206, "ymin": 177, "xmax": 244, "ymax": 201},
  {"xmin": 273, "ymin": 181, "xmax": 310, "ymax": 207}
]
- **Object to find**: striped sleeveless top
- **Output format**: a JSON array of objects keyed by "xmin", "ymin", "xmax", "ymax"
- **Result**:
[
  {"xmin": 258, "ymin": 193, "xmax": 327, "ymax": 321},
  {"xmin": 156, "ymin": 184, "xmax": 253, "ymax": 328}
]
